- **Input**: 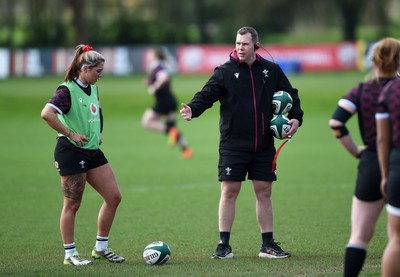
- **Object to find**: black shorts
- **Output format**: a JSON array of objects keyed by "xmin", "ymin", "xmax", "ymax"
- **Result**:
[
  {"xmin": 153, "ymin": 96, "xmax": 177, "ymax": 115},
  {"xmin": 355, "ymin": 147, "xmax": 382, "ymax": 201},
  {"xmin": 218, "ymin": 148, "xmax": 277, "ymax": 182},
  {"xmin": 387, "ymin": 148, "xmax": 400, "ymax": 209},
  {"xmin": 54, "ymin": 137, "xmax": 108, "ymax": 176}
]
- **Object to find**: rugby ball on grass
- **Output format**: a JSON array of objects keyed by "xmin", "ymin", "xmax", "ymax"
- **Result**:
[
  {"xmin": 143, "ymin": 241, "xmax": 171, "ymax": 265},
  {"xmin": 272, "ymin": 90, "xmax": 293, "ymax": 115},
  {"xmin": 270, "ymin": 115, "xmax": 291, "ymax": 139}
]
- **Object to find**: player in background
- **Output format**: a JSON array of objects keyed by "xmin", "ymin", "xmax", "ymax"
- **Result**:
[
  {"xmin": 41, "ymin": 44, "xmax": 125, "ymax": 266},
  {"xmin": 376, "ymin": 60, "xmax": 400, "ymax": 276},
  {"xmin": 141, "ymin": 47, "xmax": 192, "ymax": 159},
  {"xmin": 329, "ymin": 38, "xmax": 400, "ymax": 276},
  {"xmin": 180, "ymin": 26, "xmax": 303, "ymax": 259}
]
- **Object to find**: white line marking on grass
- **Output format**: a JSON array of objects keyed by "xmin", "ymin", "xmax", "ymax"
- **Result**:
[{"xmin": 125, "ymin": 183, "xmax": 216, "ymax": 193}]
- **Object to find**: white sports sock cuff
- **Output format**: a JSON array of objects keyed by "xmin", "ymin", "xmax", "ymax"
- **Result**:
[
  {"xmin": 346, "ymin": 244, "xmax": 366, "ymax": 251},
  {"xmin": 387, "ymin": 204, "xmax": 400, "ymax": 217},
  {"xmin": 63, "ymin": 242, "xmax": 75, "ymax": 248}
]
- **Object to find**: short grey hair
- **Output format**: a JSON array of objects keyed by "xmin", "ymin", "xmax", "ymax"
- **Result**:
[{"xmin": 237, "ymin": 26, "xmax": 259, "ymax": 46}]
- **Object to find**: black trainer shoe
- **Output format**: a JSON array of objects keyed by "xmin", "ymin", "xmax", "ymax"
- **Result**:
[
  {"xmin": 258, "ymin": 240, "xmax": 291, "ymax": 259},
  {"xmin": 211, "ymin": 243, "xmax": 234, "ymax": 259}
]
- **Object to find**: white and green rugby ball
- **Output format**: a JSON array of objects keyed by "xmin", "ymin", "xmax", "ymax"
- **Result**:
[
  {"xmin": 272, "ymin": 90, "xmax": 293, "ymax": 115},
  {"xmin": 143, "ymin": 241, "xmax": 171, "ymax": 265},
  {"xmin": 270, "ymin": 115, "xmax": 291, "ymax": 139}
]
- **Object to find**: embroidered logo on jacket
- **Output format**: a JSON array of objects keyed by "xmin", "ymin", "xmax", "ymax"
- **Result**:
[
  {"xmin": 262, "ymin": 69, "xmax": 269, "ymax": 78},
  {"xmin": 234, "ymin": 73, "xmax": 239, "ymax": 79}
]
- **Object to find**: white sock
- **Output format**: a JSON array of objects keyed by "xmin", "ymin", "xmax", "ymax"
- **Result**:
[
  {"xmin": 95, "ymin": 235, "xmax": 109, "ymax": 251},
  {"xmin": 64, "ymin": 242, "xmax": 76, "ymax": 259}
]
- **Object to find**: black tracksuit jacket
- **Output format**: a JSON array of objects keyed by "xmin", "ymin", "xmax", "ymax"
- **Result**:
[{"xmin": 188, "ymin": 50, "xmax": 304, "ymax": 152}]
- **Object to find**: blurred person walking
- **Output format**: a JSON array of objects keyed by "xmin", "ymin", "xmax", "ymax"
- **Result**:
[
  {"xmin": 141, "ymin": 47, "xmax": 192, "ymax": 159},
  {"xmin": 376, "ymin": 42, "xmax": 400, "ymax": 277},
  {"xmin": 329, "ymin": 38, "xmax": 400, "ymax": 276},
  {"xmin": 41, "ymin": 44, "xmax": 125, "ymax": 266},
  {"xmin": 180, "ymin": 26, "xmax": 303, "ymax": 259}
]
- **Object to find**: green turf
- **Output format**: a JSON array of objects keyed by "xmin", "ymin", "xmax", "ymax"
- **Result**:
[{"xmin": 0, "ymin": 72, "xmax": 386, "ymax": 276}]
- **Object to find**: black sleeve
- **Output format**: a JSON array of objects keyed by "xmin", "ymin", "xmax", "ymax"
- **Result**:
[
  {"xmin": 100, "ymin": 108, "xmax": 103, "ymax": 133},
  {"xmin": 275, "ymin": 64, "xmax": 304, "ymax": 126},
  {"xmin": 97, "ymin": 85, "xmax": 103, "ymax": 133},
  {"xmin": 286, "ymin": 87, "xmax": 304, "ymax": 126},
  {"xmin": 188, "ymin": 68, "xmax": 225, "ymax": 118}
]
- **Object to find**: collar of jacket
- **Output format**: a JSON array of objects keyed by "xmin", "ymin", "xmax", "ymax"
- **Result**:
[{"xmin": 230, "ymin": 49, "xmax": 262, "ymax": 65}]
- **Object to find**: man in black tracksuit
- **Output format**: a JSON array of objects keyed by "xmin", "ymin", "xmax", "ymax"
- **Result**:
[{"xmin": 180, "ymin": 26, "xmax": 303, "ymax": 259}]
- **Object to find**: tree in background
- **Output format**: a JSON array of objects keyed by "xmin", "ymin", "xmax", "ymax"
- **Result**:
[
  {"xmin": 68, "ymin": 0, "xmax": 87, "ymax": 45},
  {"xmin": 331, "ymin": 0, "xmax": 392, "ymax": 41},
  {"xmin": 0, "ymin": 0, "xmax": 398, "ymax": 47}
]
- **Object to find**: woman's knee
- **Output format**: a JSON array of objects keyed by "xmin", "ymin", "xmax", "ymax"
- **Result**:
[
  {"xmin": 141, "ymin": 109, "xmax": 155, "ymax": 128},
  {"xmin": 115, "ymin": 192, "xmax": 122, "ymax": 206},
  {"xmin": 107, "ymin": 191, "xmax": 122, "ymax": 208},
  {"xmin": 64, "ymin": 198, "xmax": 82, "ymax": 214},
  {"xmin": 141, "ymin": 116, "xmax": 150, "ymax": 128}
]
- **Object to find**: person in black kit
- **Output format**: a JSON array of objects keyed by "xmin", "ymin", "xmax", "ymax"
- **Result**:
[
  {"xmin": 329, "ymin": 37, "xmax": 400, "ymax": 276},
  {"xmin": 376, "ymin": 47, "xmax": 400, "ymax": 276},
  {"xmin": 141, "ymin": 47, "xmax": 192, "ymax": 159},
  {"xmin": 180, "ymin": 26, "xmax": 303, "ymax": 259}
]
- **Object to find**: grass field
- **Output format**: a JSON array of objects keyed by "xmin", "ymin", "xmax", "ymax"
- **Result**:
[{"xmin": 0, "ymin": 72, "xmax": 387, "ymax": 276}]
